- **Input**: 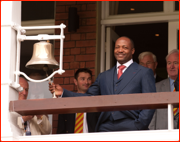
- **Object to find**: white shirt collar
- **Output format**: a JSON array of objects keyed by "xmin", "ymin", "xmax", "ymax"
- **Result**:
[
  {"xmin": 116, "ymin": 59, "xmax": 133, "ymax": 73},
  {"xmin": 116, "ymin": 59, "xmax": 133, "ymax": 69}
]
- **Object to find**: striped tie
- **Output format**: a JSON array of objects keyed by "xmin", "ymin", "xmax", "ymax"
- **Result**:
[
  {"xmin": 173, "ymin": 84, "xmax": 178, "ymax": 116},
  {"xmin": 74, "ymin": 113, "xmax": 84, "ymax": 133}
]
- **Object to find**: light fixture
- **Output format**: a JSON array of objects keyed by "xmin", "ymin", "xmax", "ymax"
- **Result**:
[
  {"xmin": 130, "ymin": 8, "xmax": 135, "ymax": 11},
  {"xmin": 9, "ymin": 23, "xmax": 66, "ymax": 94},
  {"xmin": 68, "ymin": 7, "xmax": 79, "ymax": 32},
  {"xmin": 155, "ymin": 34, "xmax": 159, "ymax": 36}
]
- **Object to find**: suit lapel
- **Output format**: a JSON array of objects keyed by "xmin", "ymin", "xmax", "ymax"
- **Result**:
[
  {"xmin": 106, "ymin": 66, "xmax": 116, "ymax": 94},
  {"xmin": 116, "ymin": 62, "xmax": 140, "ymax": 94},
  {"xmin": 162, "ymin": 78, "xmax": 171, "ymax": 92}
]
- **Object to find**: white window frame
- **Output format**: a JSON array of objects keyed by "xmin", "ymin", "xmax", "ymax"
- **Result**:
[
  {"xmin": 21, "ymin": 19, "xmax": 54, "ymax": 35},
  {"xmin": 100, "ymin": 1, "xmax": 179, "ymax": 72},
  {"xmin": 168, "ymin": 21, "xmax": 179, "ymax": 52}
]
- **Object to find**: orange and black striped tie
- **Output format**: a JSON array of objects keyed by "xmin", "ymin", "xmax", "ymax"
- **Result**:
[
  {"xmin": 74, "ymin": 113, "xmax": 84, "ymax": 133},
  {"xmin": 173, "ymin": 86, "xmax": 178, "ymax": 116}
]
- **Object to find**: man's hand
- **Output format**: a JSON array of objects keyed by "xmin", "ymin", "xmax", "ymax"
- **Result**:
[
  {"xmin": 36, "ymin": 115, "xmax": 43, "ymax": 120},
  {"xmin": 49, "ymin": 82, "xmax": 63, "ymax": 97},
  {"xmin": 22, "ymin": 115, "xmax": 34, "ymax": 122}
]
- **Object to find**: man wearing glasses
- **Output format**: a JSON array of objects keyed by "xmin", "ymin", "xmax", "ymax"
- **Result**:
[{"xmin": 138, "ymin": 51, "xmax": 163, "ymax": 83}]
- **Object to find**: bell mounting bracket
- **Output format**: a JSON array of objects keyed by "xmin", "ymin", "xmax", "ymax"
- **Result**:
[{"xmin": 10, "ymin": 22, "xmax": 66, "ymax": 91}]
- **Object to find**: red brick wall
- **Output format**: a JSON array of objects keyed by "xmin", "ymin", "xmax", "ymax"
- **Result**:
[{"xmin": 53, "ymin": 1, "xmax": 96, "ymax": 134}]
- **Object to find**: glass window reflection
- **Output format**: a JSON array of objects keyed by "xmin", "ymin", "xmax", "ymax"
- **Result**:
[{"xmin": 109, "ymin": 1, "xmax": 163, "ymax": 15}]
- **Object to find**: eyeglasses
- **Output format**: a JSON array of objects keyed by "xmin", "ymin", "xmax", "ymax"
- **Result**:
[
  {"xmin": 139, "ymin": 62, "xmax": 155, "ymax": 66},
  {"xmin": 19, "ymin": 87, "xmax": 28, "ymax": 93}
]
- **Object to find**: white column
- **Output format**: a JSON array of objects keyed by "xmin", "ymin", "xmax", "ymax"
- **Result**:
[
  {"xmin": 168, "ymin": 104, "xmax": 174, "ymax": 130},
  {"xmin": 1, "ymin": 1, "xmax": 23, "ymax": 140}
]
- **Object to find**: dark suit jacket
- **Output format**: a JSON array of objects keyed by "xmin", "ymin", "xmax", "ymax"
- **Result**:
[
  {"xmin": 63, "ymin": 62, "xmax": 156, "ymax": 131},
  {"xmin": 56, "ymin": 112, "xmax": 100, "ymax": 134},
  {"xmin": 174, "ymin": 71, "xmax": 179, "ymax": 91},
  {"xmin": 149, "ymin": 78, "xmax": 179, "ymax": 130}
]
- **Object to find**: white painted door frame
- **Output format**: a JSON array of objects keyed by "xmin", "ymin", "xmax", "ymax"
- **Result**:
[
  {"xmin": 105, "ymin": 27, "xmax": 119, "ymax": 70},
  {"xmin": 168, "ymin": 21, "xmax": 179, "ymax": 52}
]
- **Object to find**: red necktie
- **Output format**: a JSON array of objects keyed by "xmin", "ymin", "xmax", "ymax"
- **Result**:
[
  {"xmin": 74, "ymin": 113, "xmax": 84, "ymax": 133},
  {"xmin": 118, "ymin": 65, "xmax": 126, "ymax": 79}
]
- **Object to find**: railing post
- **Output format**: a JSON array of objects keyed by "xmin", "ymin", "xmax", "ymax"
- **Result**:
[{"xmin": 168, "ymin": 104, "xmax": 174, "ymax": 130}]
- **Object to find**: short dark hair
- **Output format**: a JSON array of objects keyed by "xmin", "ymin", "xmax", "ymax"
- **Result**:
[
  {"xmin": 74, "ymin": 68, "xmax": 92, "ymax": 80},
  {"xmin": 120, "ymin": 36, "xmax": 134, "ymax": 49}
]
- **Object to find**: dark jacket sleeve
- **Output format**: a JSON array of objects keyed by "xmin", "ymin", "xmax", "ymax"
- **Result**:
[
  {"xmin": 174, "ymin": 71, "xmax": 179, "ymax": 91},
  {"xmin": 134, "ymin": 69, "xmax": 156, "ymax": 130}
]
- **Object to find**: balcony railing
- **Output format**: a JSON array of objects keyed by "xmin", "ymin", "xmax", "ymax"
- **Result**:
[{"xmin": 9, "ymin": 91, "xmax": 179, "ymax": 141}]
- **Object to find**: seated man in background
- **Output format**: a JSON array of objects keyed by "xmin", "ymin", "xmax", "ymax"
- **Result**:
[
  {"xmin": 17, "ymin": 77, "xmax": 52, "ymax": 135},
  {"xmin": 149, "ymin": 49, "xmax": 179, "ymax": 130},
  {"xmin": 56, "ymin": 68, "xmax": 100, "ymax": 134},
  {"xmin": 138, "ymin": 51, "xmax": 164, "ymax": 83}
]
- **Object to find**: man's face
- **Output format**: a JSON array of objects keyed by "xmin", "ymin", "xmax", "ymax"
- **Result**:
[
  {"xmin": 166, "ymin": 52, "xmax": 179, "ymax": 80},
  {"xmin": 114, "ymin": 37, "xmax": 135, "ymax": 64},
  {"xmin": 74, "ymin": 72, "xmax": 92, "ymax": 93},
  {"xmin": 19, "ymin": 78, "xmax": 29, "ymax": 100},
  {"xmin": 139, "ymin": 55, "xmax": 157, "ymax": 75}
]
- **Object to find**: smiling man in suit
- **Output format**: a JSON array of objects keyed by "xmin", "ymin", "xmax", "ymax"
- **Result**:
[{"xmin": 49, "ymin": 36, "xmax": 156, "ymax": 132}]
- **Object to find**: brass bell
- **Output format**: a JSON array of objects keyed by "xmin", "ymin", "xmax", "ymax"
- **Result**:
[{"xmin": 26, "ymin": 41, "xmax": 59, "ymax": 70}]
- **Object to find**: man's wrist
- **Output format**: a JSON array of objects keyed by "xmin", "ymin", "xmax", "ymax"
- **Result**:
[
  {"xmin": 39, "ymin": 115, "xmax": 43, "ymax": 120},
  {"xmin": 59, "ymin": 89, "xmax": 64, "ymax": 98},
  {"xmin": 37, "ymin": 115, "xmax": 43, "ymax": 120}
]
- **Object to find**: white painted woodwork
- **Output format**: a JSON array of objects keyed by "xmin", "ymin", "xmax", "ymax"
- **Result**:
[{"xmin": 1, "ymin": 1, "xmax": 23, "ymax": 140}]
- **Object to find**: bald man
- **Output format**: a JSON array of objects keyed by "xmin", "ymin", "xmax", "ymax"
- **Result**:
[{"xmin": 50, "ymin": 36, "xmax": 156, "ymax": 132}]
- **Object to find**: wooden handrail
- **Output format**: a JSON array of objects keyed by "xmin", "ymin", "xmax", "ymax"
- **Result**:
[{"xmin": 9, "ymin": 92, "xmax": 179, "ymax": 115}]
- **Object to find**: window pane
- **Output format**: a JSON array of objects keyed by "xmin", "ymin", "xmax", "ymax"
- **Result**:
[
  {"xmin": 175, "ymin": 1, "xmax": 179, "ymax": 11},
  {"xmin": 109, "ymin": 1, "xmax": 163, "ymax": 15},
  {"xmin": 22, "ymin": 1, "xmax": 54, "ymax": 21}
]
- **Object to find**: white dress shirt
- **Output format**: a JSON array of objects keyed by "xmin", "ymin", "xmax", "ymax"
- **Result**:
[
  {"xmin": 75, "ymin": 112, "xmax": 88, "ymax": 133},
  {"xmin": 116, "ymin": 59, "xmax": 133, "ymax": 74}
]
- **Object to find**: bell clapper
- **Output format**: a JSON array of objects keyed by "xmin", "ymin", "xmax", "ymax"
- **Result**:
[{"xmin": 43, "ymin": 65, "xmax": 57, "ymax": 98}]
